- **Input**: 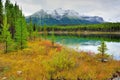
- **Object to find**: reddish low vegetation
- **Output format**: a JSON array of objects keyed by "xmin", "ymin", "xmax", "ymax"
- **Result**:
[{"xmin": 0, "ymin": 39, "xmax": 120, "ymax": 80}]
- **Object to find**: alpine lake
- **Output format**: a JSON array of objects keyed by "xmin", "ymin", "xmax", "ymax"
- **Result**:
[{"xmin": 41, "ymin": 33, "xmax": 120, "ymax": 60}]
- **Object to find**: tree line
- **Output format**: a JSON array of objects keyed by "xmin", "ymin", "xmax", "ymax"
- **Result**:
[
  {"xmin": 39, "ymin": 23, "xmax": 120, "ymax": 32},
  {"xmin": 0, "ymin": 0, "xmax": 36, "ymax": 53}
]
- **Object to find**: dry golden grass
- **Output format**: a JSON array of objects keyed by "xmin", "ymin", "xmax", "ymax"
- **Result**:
[{"xmin": 0, "ymin": 39, "xmax": 120, "ymax": 80}]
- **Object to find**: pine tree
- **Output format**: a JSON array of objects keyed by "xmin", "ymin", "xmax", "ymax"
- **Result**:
[
  {"xmin": 9, "ymin": 3, "xmax": 15, "ymax": 38},
  {"xmin": 33, "ymin": 24, "xmax": 38, "ymax": 40},
  {"xmin": 5, "ymin": 0, "xmax": 21, "ymax": 39},
  {"xmin": 1, "ymin": 15, "xmax": 13, "ymax": 53},
  {"xmin": 5, "ymin": 0, "xmax": 13, "ymax": 38},
  {"xmin": 38, "ymin": 25, "xmax": 42, "ymax": 41},
  {"xmin": 98, "ymin": 41, "xmax": 108, "ymax": 62},
  {"xmin": 0, "ymin": 0, "xmax": 3, "ymax": 34},
  {"xmin": 51, "ymin": 28, "xmax": 55, "ymax": 46},
  {"xmin": 15, "ymin": 16, "xmax": 28, "ymax": 50},
  {"xmin": 5, "ymin": 0, "xmax": 10, "ymax": 21},
  {"xmin": 28, "ymin": 17, "xmax": 33, "ymax": 40},
  {"xmin": 43, "ymin": 24, "xmax": 47, "ymax": 40}
]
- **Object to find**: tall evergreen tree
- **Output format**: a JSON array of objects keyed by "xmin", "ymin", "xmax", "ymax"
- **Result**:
[
  {"xmin": 15, "ymin": 16, "xmax": 28, "ymax": 50},
  {"xmin": 51, "ymin": 28, "xmax": 55, "ymax": 46},
  {"xmin": 33, "ymin": 24, "xmax": 38, "ymax": 40},
  {"xmin": 5, "ymin": 0, "xmax": 21, "ymax": 39},
  {"xmin": 5, "ymin": 0, "xmax": 14, "ymax": 38},
  {"xmin": 28, "ymin": 17, "xmax": 33, "ymax": 40},
  {"xmin": 0, "ymin": 0, "xmax": 3, "ymax": 34},
  {"xmin": 14, "ymin": 2, "xmax": 21, "ymax": 20},
  {"xmin": 43, "ymin": 24, "xmax": 48, "ymax": 40},
  {"xmin": 98, "ymin": 41, "xmax": 108, "ymax": 62},
  {"xmin": 1, "ymin": 15, "xmax": 13, "ymax": 53},
  {"xmin": 5, "ymin": 0, "xmax": 10, "ymax": 20},
  {"xmin": 9, "ymin": 3, "xmax": 15, "ymax": 38}
]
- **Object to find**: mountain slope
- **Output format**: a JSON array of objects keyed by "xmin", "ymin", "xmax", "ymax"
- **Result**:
[{"xmin": 26, "ymin": 8, "xmax": 104, "ymax": 25}]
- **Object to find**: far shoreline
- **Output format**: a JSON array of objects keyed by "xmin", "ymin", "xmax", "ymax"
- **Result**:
[{"xmin": 39, "ymin": 31, "xmax": 120, "ymax": 35}]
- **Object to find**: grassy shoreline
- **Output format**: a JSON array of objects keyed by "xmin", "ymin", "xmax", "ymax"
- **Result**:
[
  {"xmin": 40, "ymin": 31, "xmax": 120, "ymax": 35},
  {"xmin": 0, "ymin": 39, "xmax": 120, "ymax": 80}
]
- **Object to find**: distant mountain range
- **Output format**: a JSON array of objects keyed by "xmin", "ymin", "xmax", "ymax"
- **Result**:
[{"xmin": 26, "ymin": 8, "xmax": 104, "ymax": 25}]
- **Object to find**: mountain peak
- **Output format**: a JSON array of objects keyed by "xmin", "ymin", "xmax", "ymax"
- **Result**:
[
  {"xmin": 52, "ymin": 8, "xmax": 79, "ymax": 18},
  {"xmin": 27, "ymin": 8, "xmax": 104, "ymax": 25}
]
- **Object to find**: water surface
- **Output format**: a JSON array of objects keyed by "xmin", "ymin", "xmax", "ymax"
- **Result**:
[{"xmin": 46, "ymin": 34, "xmax": 120, "ymax": 60}]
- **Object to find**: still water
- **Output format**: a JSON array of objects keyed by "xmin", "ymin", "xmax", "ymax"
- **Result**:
[{"xmin": 46, "ymin": 34, "xmax": 120, "ymax": 60}]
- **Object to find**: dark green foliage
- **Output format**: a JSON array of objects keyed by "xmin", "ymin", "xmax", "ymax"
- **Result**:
[
  {"xmin": 51, "ymin": 28, "xmax": 55, "ymax": 46},
  {"xmin": 98, "ymin": 41, "xmax": 108, "ymax": 62},
  {"xmin": 43, "ymin": 24, "xmax": 48, "ymax": 40},
  {"xmin": 32, "ymin": 24, "xmax": 39, "ymax": 40},
  {"xmin": 4, "ymin": 0, "xmax": 28, "ymax": 50},
  {"xmin": 5, "ymin": 0, "xmax": 22, "ymax": 39},
  {"xmin": 28, "ymin": 17, "xmax": 33, "ymax": 40},
  {"xmin": 1, "ymin": 15, "xmax": 13, "ymax": 53},
  {"xmin": 5, "ymin": 0, "xmax": 11, "ymax": 25},
  {"xmin": 15, "ymin": 16, "xmax": 28, "ymax": 50},
  {"xmin": 0, "ymin": 0, "xmax": 3, "ymax": 34},
  {"xmin": 0, "ymin": 0, "xmax": 29, "ymax": 52},
  {"xmin": 39, "ymin": 23, "xmax": 120, "ymax": 32},
  {"xmin": 27, "ymin": 18, "xmax": 39, "ymax": 41}
]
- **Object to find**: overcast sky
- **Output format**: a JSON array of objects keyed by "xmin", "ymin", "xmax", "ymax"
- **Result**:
[{"xmin": 4, "ymin": 0, "xmax": 120, "ymax": 22}]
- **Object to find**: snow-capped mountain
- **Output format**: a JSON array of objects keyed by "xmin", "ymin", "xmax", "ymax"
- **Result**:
[
  {"xmin": 30, "ymin": 9, "xmax": 48, "ymax": 18},
  {"xmin": 30, "ymin": 8, "xmax": 80, "ymax": 19},
  {"xmin": 50, "ymin": 8, "xmax": 80, "ymax": 20},
  {"xmin": 26, "ymin": 8, "xmax": 104, "ymax": 25}
]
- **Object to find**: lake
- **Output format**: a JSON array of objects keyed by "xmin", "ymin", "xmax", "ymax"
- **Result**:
[{"xmin": 44, "ymin": 33, "xmax": 120, "ymax": 60}]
